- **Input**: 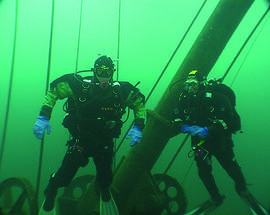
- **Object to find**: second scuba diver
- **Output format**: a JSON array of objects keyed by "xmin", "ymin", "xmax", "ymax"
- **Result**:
[{"xmin": 172, "ymin": 70, "xmax": 268, "ymax": 215}]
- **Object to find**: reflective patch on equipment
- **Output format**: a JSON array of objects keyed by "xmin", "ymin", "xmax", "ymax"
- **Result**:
[
  {"xmin": 215, "ymin": 119, "xmax": 228, "ymax": 130},
  {"xmin": 205, "ymin": 92, "xmax": 212, "ymax": 98},
  {"xmin": 112, "ymin": 81, "xmax": 120, "ymax": 87}
]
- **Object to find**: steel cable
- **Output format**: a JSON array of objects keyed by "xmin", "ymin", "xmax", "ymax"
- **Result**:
[
  {"xmin": 35, "ymin": 0, "xmax": 56, "ymax": 203},
  {"xmin": 115, "ymin": 0, "xmax": 208, "ymax": 153},
  {"xmin": 0, "ymin": 0, "xmax": 19, "ymax": 171}
]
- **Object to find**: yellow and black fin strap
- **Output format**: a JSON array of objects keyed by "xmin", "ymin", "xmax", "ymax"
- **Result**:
[{"xmin": 39, "ymin": 105, "xmax": 53, "ymax": 119}]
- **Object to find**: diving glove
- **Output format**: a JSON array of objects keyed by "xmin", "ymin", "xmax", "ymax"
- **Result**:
[
  {"xmin": 182, "ymin": 125, "xmax": 208, "ymax": 138},
  {"xmin": 126, "ymin": 126, "xmax": 142, "ymax": 147},
  {"xmin": 33, "ymin": 116, "xmax": 51, "ymax": 139}
]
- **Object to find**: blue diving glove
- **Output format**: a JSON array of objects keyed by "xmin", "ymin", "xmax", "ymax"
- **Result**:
[
  {"xmin": 33, "ymin": 116, "xmax": 51, "ymax": 139},
  {"xmin": 126, "ymin": 126, "xmax": 142, "ymax": 147},
  {"xmin": 181, "ymin": 125, "xmax": 208, "ymax": 138},
  {"xmin": 181, "ymin": 125, "xmax": 191, "ymax": 133}
]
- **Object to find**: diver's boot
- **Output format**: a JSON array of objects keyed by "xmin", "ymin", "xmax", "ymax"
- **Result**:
[
  {"xmin": 238, "ymin": 190, "xmax": 268, "ymax": 215},
  {"xmin": 100, "ymin": 188, "xmax": 119, "ymax": 215},
  {"xmin": 95, "ymin": 182, "xmax": 111, "ymax": 201},
  {"xmin": 101, "ymin": 188, "xmax": 111, "ymax": 202},
  {"xmin": 43, "ymin": 195, "xmax": 56, "ymax": 212},
  {"xmin": 38, "ymin": 200, "xmax": 57, "ymax": 215},
  {"xmin": 40, "ymin": 185, "xmax": 57, "ymax": 213}
]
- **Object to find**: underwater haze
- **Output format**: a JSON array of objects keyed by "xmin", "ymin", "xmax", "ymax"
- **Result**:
[{"xmin": 0, "ymin": 0, "xmax": 270, "ymax": 214}]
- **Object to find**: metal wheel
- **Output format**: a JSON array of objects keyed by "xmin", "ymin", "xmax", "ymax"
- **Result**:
[
  {"xmin": 58, "ymin": 175, "xmax": 96, "ymax": 215},
  {"xmin": 62, "ymin": 175, "xmax": 95, "ymax": 200},
  {"xmin": 153, "ymin": 173, "xmax": 187, "ymax": 215},
  {"xmin": 0, "ymin": 177, "xmax": 37, "ymax": 215}
]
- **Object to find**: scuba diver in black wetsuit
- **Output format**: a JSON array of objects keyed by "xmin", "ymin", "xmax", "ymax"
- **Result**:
[
  {"xmin": 33, "ymin": 55, "xmax": 146, "ymax": 214},
  {"xmin": 172, "ymin": 70, "xmax": 268, "ymax": 215}
]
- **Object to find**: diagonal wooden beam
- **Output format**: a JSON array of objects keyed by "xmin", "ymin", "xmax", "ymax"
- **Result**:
[{"xmin": 112, "ymin": 1, "xmax": 254, "ymax": 214}]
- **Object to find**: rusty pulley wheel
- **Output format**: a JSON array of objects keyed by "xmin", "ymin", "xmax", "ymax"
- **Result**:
[
  {"xmin": 0, "ymin": 177, "xmax": 37, "ymax": 215},
  {"xmin": 58, "ymin": 175, "xmax": 96, "ymax": 215},
  {"xmin": 133, "ymin": 173, "xmax": 187, "ymax": 215},
  {"xmin": 153, "ymin": 173, "xmax": 187, "ymax": 215},
  {"xmin": 61, "ymin": 174, "xmax": 95, "ymax": 200}
]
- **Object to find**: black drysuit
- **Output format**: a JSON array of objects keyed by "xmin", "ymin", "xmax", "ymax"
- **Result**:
[
  {"xmin": 39, "ymin": 74, "xmax": 145, "ymax": 198},
  {"xmin": 173, "ymin": 88, "xmax": 247, "ymax": 201}
]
